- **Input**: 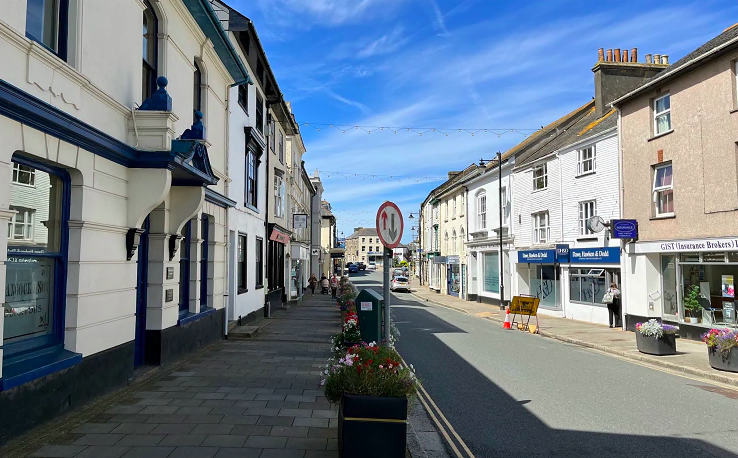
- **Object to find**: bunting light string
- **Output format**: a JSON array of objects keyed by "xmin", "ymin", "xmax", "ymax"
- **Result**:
[
  {"xmin": 298, "ymin": 122, "xmax": 537, "ymax": 137},
  {"xmin": 317, "ymin": 169, "xmax": 447, "ymax": 183}
]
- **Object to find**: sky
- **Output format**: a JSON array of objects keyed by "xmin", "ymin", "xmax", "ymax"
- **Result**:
[{"xmin": 229, "ymin": 0, "xmax": 738, "ymax": 243}]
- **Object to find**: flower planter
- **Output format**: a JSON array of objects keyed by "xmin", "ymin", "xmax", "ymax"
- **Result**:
[
  {"xmin": 635, "ymin": 332, "xmax": 676, "ymax": 356},
  {"xmin": 708, "ymin": 347, "xmax": 738, "ymax": 373},
  {"xmin": 338, "ymin": 394, "xmax": 407, "ymax": 458}
]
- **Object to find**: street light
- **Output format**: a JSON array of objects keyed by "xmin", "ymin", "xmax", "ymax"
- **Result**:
[{"xmin": 479, "ymin": 152, "xmax": 507, "ymax": 310}]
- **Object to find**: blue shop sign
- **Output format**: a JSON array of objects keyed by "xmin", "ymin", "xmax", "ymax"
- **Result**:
[
  {"xmin": 518, "ymin": 249, "xmax": 555, "ymax": 263},
  {"xmin": 555, "ymin": 244, "xmax": 570, "ymax": 263},
  {"xmin": 612, "ymin": 219, "xmax": 638, "ymax": 239},
  {"xmin": 569, "ymin": 247, "xmax": 620, "ymax": 264}
]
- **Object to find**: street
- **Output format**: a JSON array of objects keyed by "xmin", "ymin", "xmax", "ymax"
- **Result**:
[{"xmin": 350, "ymin": 270, "xmax": 738, "ymax": 458}]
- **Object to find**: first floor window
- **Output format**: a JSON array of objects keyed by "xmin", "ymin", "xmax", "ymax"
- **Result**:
[
  {"xmin": 532, "ymin": 211, "xmax": 549, "ymax": 243},
  {"xmin": 26, "ymin": 0, "xmax": 68, "ymax": 59},
  {"xmin": 238, "ymin": 84, "xmax": 248, "ymax": 113},
  {"xmin": 578, "ymin": 146, "xmax": 595, "ymax": 175},
  {"xmin": 255, "ymin": 236, "xmax": 264, "ymax": 288},
  {"xmin": 500, "ymin": 187, "xmax": 507, "ymax": 225},
  {"xmin": 578, "ymin": 200, "xmax": 597, "ymax": 235},
  {"xmin": 5, "ymin": 159, "xmax": 66, "ymax": 351},
  {"xmin": 238, "ymin": 234, "xmax": 247, "ymax": 293},
  {"xmin": 653, "ymin": 164, "xmax": 674, "ymax": 216},
  {"xmin": 483, "ymin": 252, "xmax": 499, "ymax": 293},
  {"xmin": 653, "ymin": 93, "xmax": 671, "ymax": 135},
  {"xmin": 533, "ymin": 163, "xmax": 548, "ymax": 190},
  {"xmin": 274, "ymin": 175, "xmax": 284, "ymax": 218},
  {"xmin": 245, "ymin": 148, "xmax": 258, "ymax": 208},
  {"xmin": 255, "ymin": 92, "xmax": 264, "ymax": 134},
  {"xmin": 477, "ymin": 192, "xmax": 487, "ymax": 230}
]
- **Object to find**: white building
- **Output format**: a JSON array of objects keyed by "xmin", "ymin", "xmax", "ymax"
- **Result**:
[
  {"xmin": 286, "ymin": 132, "xmax": 314, "ymax": 303},
  {"xmin": 0, "ymin": 0, "xmax": 251, "ymax": 442},
  {"xmin": 310, "ymin": 173, "xmax": 325, "ymax": 278}
]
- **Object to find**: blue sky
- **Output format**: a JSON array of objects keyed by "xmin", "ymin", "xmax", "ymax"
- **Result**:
[{"xmin": 230, "ymin": 0, "xmax": 738, "ymax": 242}]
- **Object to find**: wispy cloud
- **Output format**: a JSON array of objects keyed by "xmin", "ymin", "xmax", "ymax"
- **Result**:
[
  {"xmin": 255, "ymin": 0, "xmax": 405, "ymax": 28},
  {"xmin": 357, "ymin": 25, "xmax": 407, "ymax": 58},
  {"xmin": 323, "ymin": 89, "xmax": 372, "ymax": 115},
  {"xmin": 428, "ymin": 0, "xmax": 450, "ymax": 36}
]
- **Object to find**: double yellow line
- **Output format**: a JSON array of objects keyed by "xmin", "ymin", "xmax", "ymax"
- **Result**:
[{"xmin": 400, "ymin": 357, "xmax": 476, "ymax": 458}]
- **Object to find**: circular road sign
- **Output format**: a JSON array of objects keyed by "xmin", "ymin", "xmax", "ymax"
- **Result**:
[{"xmin": 376, "ymin": 201, "xmax": 404, "ymax": 249}]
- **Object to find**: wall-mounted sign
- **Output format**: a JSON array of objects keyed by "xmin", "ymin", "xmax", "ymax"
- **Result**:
[
  {"xmin": 612, "ymin": 219, "xmax": 638, "ymax": 239},
  {"xmin": 166, "ymin": 267, "xmax": 174, "ymax": 280},
  {"xmin": 517, "ymin": 249, "xmax": 555, "ymax": 263},
  {"xmin": 165, "ymin": 289, "xmax": 173, "ymax": 302},
  {"xmin": 311, "ymin": 248, "xmax": 320, "ymax": 256},
  {"xmin": 360, "ymin": 302, "xmax": 373, "ymax": 311},
  {"xmin": 634, "ymin": 237, "xmax": 738, "ymax": 254},
  {"xmin": 569, "ymin": 247, "xmax": 620, "ymax": 264},
  {"xmin": 293, "ymin": 213, "xmax": 308, "ymax": 229},
  {"xmin": 269, "ymin": 228, "xmax": 290, "ymax": 244},
  {"xmin": 555, "ymin": 244, "xmax": 570, "ymax": 263},
  {"xmin": 447, "ymin": 255, "xmax": 460, "ymax": 265}
]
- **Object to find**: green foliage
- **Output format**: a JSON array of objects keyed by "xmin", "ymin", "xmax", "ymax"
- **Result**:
[
  {"xmin": 683, "ymin": 285, "xmax": 703, "ymax": 317},
  {"xmin": 399, "ymin": 260, "xmax": 409, "ymax": 267}
]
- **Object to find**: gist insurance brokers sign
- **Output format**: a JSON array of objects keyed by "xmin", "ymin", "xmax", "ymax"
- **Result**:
[{"xmin": 634, "ymin": 237, "xmax": 738, "ymax": 254}]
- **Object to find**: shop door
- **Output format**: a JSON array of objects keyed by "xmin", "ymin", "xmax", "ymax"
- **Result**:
[
  {"xmin": 448, "ymin": 265, "xmax": 460, "ymax": 297},
  {"xmin": 134, "ymin": 218, "xmax": 150, "ymax": 367}
]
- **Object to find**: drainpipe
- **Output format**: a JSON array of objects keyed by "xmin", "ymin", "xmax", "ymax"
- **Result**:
[
  {"xmin": 556, "ymin": 151, "xmax": 565, "ymax": 317},
  {"xmin": 616, "ymin": 107, "xmax": 627, "ymax": 329},
  {"xmin": 462, "ymin": 185, "xmax": 469, "ymax": 300},
  {"xmin": 264, "ymin": 112, "xmax": 271, "ymax": 318},
  {"xmin": 224, "ymin": 85, "xmax": 231, "ymax": 338}
]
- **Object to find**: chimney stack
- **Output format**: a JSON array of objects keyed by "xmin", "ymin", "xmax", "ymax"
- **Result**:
[
  {"xmin": 654, "ymin": 54, "xmax": 661, "ymax": 65},
  {"xmin": 630, "ymin": 48, "xmax": 637, "ymax": 62},
  {"xmin": 645, "ymin": 53, "xmax": 653, "ymax": 64},
  {"xmin": 661, "ymin": 55, "xmax": 669, "ymax": 65},
  {"xmin": 614, "ymin": 48, "xmax": 621, "ymax": 62},
  {"xmin": 598, "ymin": 48, "xmax": 604, "ymax": 62},
  {"xmin": 622, "ymin": 49, "xmax": 629, "ymax": 62},
  {"xmin": 606, "ymin": 49, "xmax": 613, "ymax": 61}
]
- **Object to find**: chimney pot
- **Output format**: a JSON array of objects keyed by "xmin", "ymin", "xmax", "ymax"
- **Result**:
[
  {"xmin": 646, "ymin": 53, "xmax": 652, "ymax": 64},
  {"xmin": 614, "ymin": 48, "xmax": 621, "ymax": 62},
  {"xmin": 661, "ymin": 55, "xmax": 669, "ymax": 65},
  {"xmin": 606, "ymin": 49, "xmax": 613, "ymax": 61},
  {"xmin": 623, "ymin": 49, "xmax": 629, "ymax": 62},
  {"xmin": 598, "ymin": 48, "xmax": 604, "ymax": 62},
  {"xmin": 631, "ymin": 48, "xmax": 637, "ymax": 62},
  {"xmin": 654, "ymin": 54, "xmax": 661, "ymax": 65}
]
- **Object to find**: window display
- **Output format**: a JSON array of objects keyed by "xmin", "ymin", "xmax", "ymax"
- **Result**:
[
  {"xmin": 483, "ymin": 252, "xmax": 499, "ymax": 293},
  {"xmin": 678, "ymin": 252, "xmax": 738, "ymax": 327}
]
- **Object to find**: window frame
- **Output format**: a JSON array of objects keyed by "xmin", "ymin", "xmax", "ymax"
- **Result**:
[
  {"xmin": 274, "ymin": 175, "xmax": 285, "ymax": 218},
  {"xmin": 444, "ymin": 232, "xmax": 449, "ymax": 254},
  {"xmin": 4, "ymin": 156, "xmax": 70, "ymax": 358},
  {"xmin": 500, "ymin": 187, "xmax": 507, "ymax": 226},
  {"xmin": 255, "ymin": 92, "xmax": 264, "ymax": 134},
  {"xmin": 141, "ymin": 0, "xmax": 158, "ymax": 102},
  {"xmin": 278, "ymin": 130, "xmax": 284, "ymax": 164},
  {"xmin": 255, "ymin": 236, "xmax": 264, "ymax": 288},
  {"xmin": 532, "ymin": 163, "xmax": 548, "ymax": 191},
  {"xmin": 237, "ymin": 233, "xmax": 247, "ymax": 294},
  {"xmin": 532, "ymin": 211, "xmax": 549, "ymax": 244},
  {"xmin": 652, "ymin": 163, "xmax": 674, "ymax": 217},
  {"xmin": 25, "ymin": 0, "xmax": 69, "ymax": 61},
  {"xmin": 476, "ymin": 192, "xmax": 487, "ymax": 230},
  {"xmin": 12, "ymin": 163, "xmax": 36, "ymax": 187},
  {"xmin": 578, "ymin": 200, "xmax": 597, "ymax": 235},
  {"xmin": 244, "ymin": 146, "xmax": 259, "ymax": 210},
  {"xmin": 452, "ymin": 197, "xmax": 457, "ymax": 219},
  {"xmin": 653, "ymin": 93, "xmax": 672, "ymax": 135},
  {"xmin": 8, "ymin": 206, "xmax": 35, "ymax": 241},
  {"xmin": 238, "ymin": 84, "xmax": 248, "ymax": 114},
  {"xmin": 577, "ymin": 146, "xmax": 596, "ymax": 176}
]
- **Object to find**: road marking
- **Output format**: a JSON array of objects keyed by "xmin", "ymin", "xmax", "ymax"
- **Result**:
[{"xmin": 398, "ymin": 356, "xmax": 476, "ymax": 458}]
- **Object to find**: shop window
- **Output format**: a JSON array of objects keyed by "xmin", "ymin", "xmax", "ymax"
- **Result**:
[
  {"xmin": 142, "ymin": 0, "xmax": 158, "ymax": 102},
  {"xmin": 578, "ymin": 200, "xmax": 597, "ymax": 235},
  {"xmin": 255, "ymin": 236, "xmax": 263, "ymax": 288},
  {"xmin": 12, "ymin": 163, "xmax": 36, "ymax": 186},
  {"xmin": 577, "ymin": 146, "xmax": 595, "ymax": 176},
  {"xmin": 200, "ymin": 215, "xmax": 209, "ymax": 309},
  {"xmin": 532, "ymin": 211, "xmax": 549, "ymax": 244},
  {"xmin": 533, "ymin": 163, "xmax": 548, "ymax": 190},
  {"xmin": 476, "ymin": 191, "xmax": 486, "ymax": 230},
  {"xmin": 26, "ymin": 0, "xmax": 69, "ymax": 60},
  {"xmin": 238, "ymin": 84, "xmax": 248, "ymax": 114},
  {"xmin": 652, "ymin": 164, "xmax": 674, "ymax": 217},
  {"xmin": 483, "ymin": 252, "xmax": 499, "ymax": 293},
  {"xmin": 238, "ymin": 234, "xmax": 247, "ymax": 293},
  {"xmin": 531, "ymin": 265, "xmax": 558, "ymax": 309},
  {"xmin": 661, "ymin": 255, "xmax": 678, "ymax": 317},
  {"xmin": 653, "ymin": 93, "xmax": 671, "ymax": 135},
  {"xmin": 255, "ymin": 92, "xmax": 264, "ymax": 134},
  {"xmin": 179, "ymin": 222, "xmax": 191, "ymax": 315},
  {"xmin": 4, "ymin": 158, "xmax": 67, "ymax": 354},
  {"xmin": 569, "ymin": 268, "xmax": 607, "ymax": 305}
]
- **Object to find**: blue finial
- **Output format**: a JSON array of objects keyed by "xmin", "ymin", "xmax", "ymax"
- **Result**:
[
  {"xmin": 182, "ymin": 110, "xmax": 206, "ymax": 140},
  {"xmin": 139, "ymin": 75, "xmax": 172, "ymax": 111},
  {"xmin": 194, "ymin": 111, "xmax": 203, "ymax": 121}
]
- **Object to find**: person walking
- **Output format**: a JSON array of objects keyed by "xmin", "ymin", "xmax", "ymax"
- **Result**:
[
  {"xmin": 604, "ymin": 282, "xmax": 621, "ymax": 328},
  {"xmin": 330, "ymin": 274, "xmax": 339, "ymax": 299},
  {"xmin": 321, "ymin": 276, "xmax": 329, "ymax": 294},
  {"xmin": 308, "ymin": 273, "xmax": 317, "ymax": 295}
]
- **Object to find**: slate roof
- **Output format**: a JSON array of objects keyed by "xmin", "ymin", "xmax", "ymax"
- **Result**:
[
  {"xmin": 612, "ymin": 23, "xmax": 738, "ymax": 106},
  {"xmin": 346, "ymin": 228, "xmax": 378, "ymax": 239}
]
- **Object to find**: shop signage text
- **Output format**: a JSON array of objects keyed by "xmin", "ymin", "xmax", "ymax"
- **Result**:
[
  {"xmin": 518, "ymin": 249, "xmax": 555, "ymax": 263},
  {"xmin": 660, "ymin": 239, "xmax": 737, "ymax": 251},
  {"xmin": 569, "ymin": 247, "xmax": 620, "ymax": 264},
  {"xmin": 447, "ymin": 255, "xmax": 460, "ymax": 265},
  {"xmin": 555, "ymin": 244, "xmax": 570, "ymax": 263},
  {"xmin": 612, "ymin": 219, "xmax": 638, "ymax": 239},
  {"xmin": 269, "ymin": 229, "xmax": 290, "ymax": 244}
]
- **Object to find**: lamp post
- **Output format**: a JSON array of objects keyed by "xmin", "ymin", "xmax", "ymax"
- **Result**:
[
  {"xmin": 408, "ymin": 212, "xmax": 422, "ymax": 285},
  {"xmin": 479, "ymin": 152, "xmax": 507, "ymax": 310}
]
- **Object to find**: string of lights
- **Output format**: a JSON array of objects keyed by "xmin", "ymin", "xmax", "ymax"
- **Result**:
[
  {"xmin": 298, "ymin": 122, "xmax": 537, "ymax": 137},
  {"xmin": 317, "ymin": 169, "xmax": 447, "ymax": 183}
]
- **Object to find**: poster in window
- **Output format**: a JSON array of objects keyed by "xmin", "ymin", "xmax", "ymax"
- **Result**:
[
  {"xmin": 4, "ymin": 257, "xmax": 54, "ymax": 342},
  {"xmin": 483, "ymin": 253, "xmax": 499, "ymax": 293},
  {"xmin": 722, "ymin": 275, "xmax": 734, "ymax": 298}
]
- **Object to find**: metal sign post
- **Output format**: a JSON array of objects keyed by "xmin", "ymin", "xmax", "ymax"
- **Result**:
[{"xmin": 376, "ymin": 201, "xmax": 404, "ymax": 346}]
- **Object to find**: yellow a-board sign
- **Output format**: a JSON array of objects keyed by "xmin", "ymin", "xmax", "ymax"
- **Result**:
[{"xmin": 509, "ymin": 296, "xmax": 540, "ymax": 316}]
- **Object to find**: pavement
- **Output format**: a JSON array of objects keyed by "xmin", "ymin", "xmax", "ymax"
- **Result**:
[
  {"xmin": 0, "ymin": 290, "xmax": 447, "ymax": 458},
  {"xmin": 348, "ymin": 271, "xmax": 738, "ymax": 458},
  {"xmin": 409, "ymin": 283, "xmax": 738, "ymax": 388}
]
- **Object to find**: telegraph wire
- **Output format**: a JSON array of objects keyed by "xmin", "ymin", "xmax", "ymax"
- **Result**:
[{"xmin": 298, "ymin": 122, "xmax": 537, "ymax": 137}]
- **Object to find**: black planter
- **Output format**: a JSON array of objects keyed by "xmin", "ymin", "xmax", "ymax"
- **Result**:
[
  {"xmin": 635, "ymin": 332, "xmax": 677, "ymax": 356},
  {"xmin": 708, "ymin": 347, "xmax": 738, "ymax": 373},
  {"xmin": 338, "ymin": 394, "xmax": 407, "ymax": 458}
]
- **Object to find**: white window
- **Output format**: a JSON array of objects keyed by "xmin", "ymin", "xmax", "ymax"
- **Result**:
[
  {"xmin": 444, "ymin": 201, "xmax": 448, "ymax": 221},
  {"xmin": 653, "ymin": 164, "xmax": 674, "ymax": 216},
  {"xmin": 577, "ymin": 146, "xmax": 595, "ymax": 176},
  {"xmin": 500, "ymin": 187, "xmax": 507, "ymax": 225},
  {"xmin": 274, "ymin": 175, "xmax": 285, "ymax": 218},
  {"xmin": 533, "ymin": 163, "xmax": 547, "ymax": 190},
  {"xmin": 444, "ymin": 232, "xmax": 449, "ymax": 253},
  {"xmin": 460, "ymin": 194, "xmax": 465, "ymax": 216},
  {"xmin": 532, "ymin": 211, "xmax": 549, "ymax": 244},
  {"xmin": 8, "ymin": 206, "xmax": 34, "ymax": 240},
  {"xmin": 653, "ymin": 93, "xmax": 671, "ymax": 135},
  {"xmin": 12, "ymin": 163, "xmax": 35, "ymax": 186},
  {"xmin": 578, "ymin": 200, "xmax": 597, "ymax": 235},
  {"xmin": 476, "ymin": 192, "xmax": 487, "ymax": 230},
  {"xmin": 452, "ymin": 197, "xmax": 457, "ymax": 219},
  {"xmin": 451, "ymin": 230, "xmax": 457, "ymax": 254},
  {"xmin": 459, "ymin": 227, "xmax": 465, "ymax": 253}
]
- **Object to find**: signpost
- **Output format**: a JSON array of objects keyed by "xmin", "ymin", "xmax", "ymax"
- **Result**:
[
  {"xmin": 509, "ymin": 295, "xmax": 540, "ymax": 332},
  {"xmin": 377, "ymin": 202, "xmax": 404, "ymax": 345}
]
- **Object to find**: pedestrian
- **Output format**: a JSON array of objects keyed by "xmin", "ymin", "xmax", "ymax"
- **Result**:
[
  {"xmin": 321, "ymin": 276, "xmax": 329, "ymax": 294},
  {"xmin": 330, "ymin": 274, "xmax": 339, "ymax": 299},
  {"xmin": 603, "ymin": 282, "xmax": 621, "ymax": 328},
  {"xmin": 308, "ymin": 273, "xmax": 317, "ymax": 295}
]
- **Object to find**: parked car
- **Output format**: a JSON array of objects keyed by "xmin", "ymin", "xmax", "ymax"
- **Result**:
[
  {"xmin": 358, "ymin": 262, "xmax": 366, "ymax": 271},
  {"xmin": 392, "ymin": 268, "xmax": 404, "ymax": 278},
  {"xmin": 391, "ymin": 276, "xmax": 410, "ymax": 292},
  {"xmin": 348, "ymin": 264, "xmax": 359, "ymax": 273},
  {"xmin": 368, "ymin": 262, "xmax": 377, "ymax": 270}
]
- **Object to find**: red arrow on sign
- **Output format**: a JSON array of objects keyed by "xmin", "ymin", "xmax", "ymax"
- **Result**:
[{"xmin": 381, "ymin": 211, "xmax": 387, "ymax": 230}]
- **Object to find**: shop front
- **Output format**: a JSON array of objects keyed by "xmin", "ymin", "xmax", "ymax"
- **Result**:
[
  {"xmin": 626, "ymin": 237, "xmax": 738, "ymax": 339},
  {"xmin": 429, "ymin": 255, "xmax": 444, "ymax": 292},
  {"xmin": 447, "ymin": 256, "xmax": 461, "ymax": 297},
  {"xmin": 289, "ymin": 244, "xmax": 310, "ymax": 303},
  {"xmin": 562, "ymin": 247, "xmax": 621, "ymax": 325},
  {"xmin": 468, "ymin": 242, "xmax": 512, "ymax": 305},
  {"xmin": 267, "ymin": 225, "xmax": 290, "ymax": 313},
  {"xmin": 514, "ymin": 249, "xmax": 560, "ymax": 313}
]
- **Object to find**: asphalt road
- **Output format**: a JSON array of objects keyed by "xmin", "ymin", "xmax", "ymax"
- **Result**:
[{"xmin": 349, "ymin": 269, "xmax": 738, "ymax": 458}]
